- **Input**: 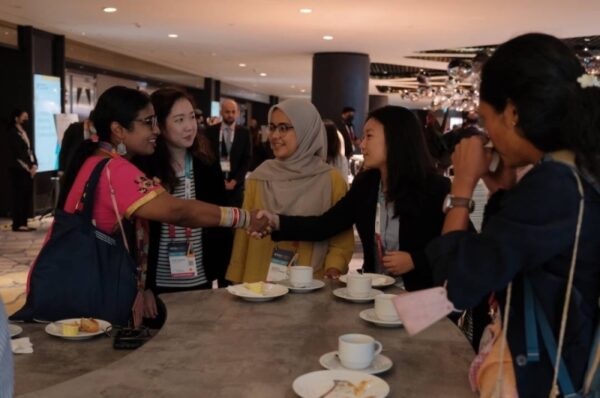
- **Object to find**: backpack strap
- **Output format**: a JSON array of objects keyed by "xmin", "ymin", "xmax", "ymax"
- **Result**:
[{"xmin": 76, "ymin": 158, "xmax": 111, "ymax": 221}]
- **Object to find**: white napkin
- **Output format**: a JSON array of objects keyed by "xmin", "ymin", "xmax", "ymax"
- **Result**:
[{"xmin": 11, "ymin": 337, "xmax": 33, "ymax": 354}]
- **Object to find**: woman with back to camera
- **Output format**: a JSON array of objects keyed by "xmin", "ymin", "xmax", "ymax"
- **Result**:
[
  {"xmin": 426, "ymin": 33, "xmax": 600, "ymax": 397},
  {"xmin": 134, "ymin": 88, "xmax": 233, "ymax": 326},
  {"xmin": 226, "ymin": 98, "xmax": 354, "ymax": 283},
  {"xmin": 264, "ymin": 105, "xmax": 450, "ymax": 291},
  {"xmin": 34, "ymin": 86, "xmax": 266, "ymax": 326}
]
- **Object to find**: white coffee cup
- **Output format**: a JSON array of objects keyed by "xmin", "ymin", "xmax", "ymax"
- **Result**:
[
  {"xmin": 337, "ymin": 333, "xmax": 383, "ymax": 370},
  {"xmin": 289, "ymin": 266, "xmax": 313, "ymax": 288},
  {"xmin": 346, "ymin": 274, "xmax": 372, "ymax": 298},
  {"xmin": 374, "ymin": 294, "xmax": 399, "ymax": 321}
]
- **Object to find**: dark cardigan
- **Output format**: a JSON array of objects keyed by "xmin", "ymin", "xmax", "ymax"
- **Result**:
[{"xmin": 272, "ymin": 169, "xmax": 450, "ymax": 291}]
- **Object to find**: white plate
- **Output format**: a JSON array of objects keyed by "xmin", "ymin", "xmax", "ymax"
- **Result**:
[
  {"xmin": 339, "ymin": 273, "xmax": 396, "ymax": 288},
  {"xmin": 333, "ymin": 288, "xmax": 382, "ymax": 303},
  {"xmin": 226, "ymin": 283, "xmax": 288, "ymax": 302},
  {"xmin": 319, "ymin": 351, "xmax": 393, "ymax": 375},
  {"xmin": 359, "ymin": 308, "xmax": 403, "ymax": 328},
  {"xmin": 293, "ymin": 369, "xmax": 389, "ymax": 398},
  {"xmin": 45, "ymin": 319, "xmax": 110, "ymax": 340},
  {"xmin": 8, "ymin": 324, "xmax": 23, "ymax": 338},
  {"xmin": 277, "ymin": 279, "xmax": 325, "ymax": 293}
]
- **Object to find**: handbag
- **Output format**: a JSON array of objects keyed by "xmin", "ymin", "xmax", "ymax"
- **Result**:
[{"xmin": 10, "ymin": 158, "xmax": 137, "ymax": 326}]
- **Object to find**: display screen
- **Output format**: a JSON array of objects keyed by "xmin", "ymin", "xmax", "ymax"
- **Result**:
[{"xmin": 34, "ymin": 74, "xmax": 62, "ymax": 172}]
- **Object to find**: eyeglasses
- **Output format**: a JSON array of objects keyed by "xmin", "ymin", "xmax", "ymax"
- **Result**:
[
  {"xmin": 267, "ymin": 123, "xmax": 294, "ymax": 135},
  {"xmin": 134, "ymin": 115, "xmax": 157, "ymax": 129}
]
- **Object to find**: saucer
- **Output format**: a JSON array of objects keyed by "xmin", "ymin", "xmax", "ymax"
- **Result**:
[
  {"xmin": 293, "ymin": 369, "xmax": 389, "ymax": 398},
  {"xmin": 277, "ymin": 279, "xmax": 325, "ymax": 293},
  {"xmin": 339, "ymin": 273, "xmax": 395, "ymax": 288},
  {"xmin": 359, "ymin": 308, "xmax": 403, "ymax": 328},
  {"xmin": 226, "ymin": 283, "xmax": 288, "ymax": 302},
  {"xmin": 8, "ymin": 324, "xmax": 22, "ymax": 338},
  {"xmin": 319, "ymin": 351, "xmax": 393, "ymax": 375},
  {"xmin": 333, "ymin": 287, "xmax": 382, "ymax": 303}
]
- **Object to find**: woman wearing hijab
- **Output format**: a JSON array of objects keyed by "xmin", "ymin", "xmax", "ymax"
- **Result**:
[{"xmin": 226, "ymin": 99, "xmax": 353, "ymax": 283}]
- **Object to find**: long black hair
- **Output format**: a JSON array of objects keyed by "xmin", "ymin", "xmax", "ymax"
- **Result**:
[
  {"xmin": 323, "ymin": 119, "xmax": 341, "ymax": 164},
  {"xmin": 480, "ymin": 33, "xmax": 600, "ymax": 180},
  {"xmin": 367, "ymin": 106, "xmax": 434, "ymax": 215},
  {"xmin": 7, "ymin": 109, "xmax": 26, "ymax": 128},
  {"xmin": 58, "ymin": 86, "xmax": 151, "ymax": 208},
  {"xmin": 146, "ymin": 87, "xmax": 215, "ymax": 191}
]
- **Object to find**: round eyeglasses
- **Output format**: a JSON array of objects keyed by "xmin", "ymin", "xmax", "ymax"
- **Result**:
[{"xmin": 267, "ymin": 123, "xmax": 294, "ymax": 135}]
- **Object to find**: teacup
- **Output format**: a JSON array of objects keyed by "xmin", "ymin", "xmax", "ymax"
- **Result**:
[
  {"xmin": 337, "ymin": 333, "xmax": 383, "ymax": 370},
  {"xmin": 289, "ymin": 265, "xmax": 313, "ymax": 288},
  {"xmin": 375, "ymin": 294, "xmax": 399, "ymax": 321},
  {"xmin": 346, "ymin": 274, "xmax": 372, "ymax": 298}
]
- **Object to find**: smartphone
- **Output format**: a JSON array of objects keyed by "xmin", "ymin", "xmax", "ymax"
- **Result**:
[{"xmin": 484, "ymin": 140, "xmax": 501, "ymax": 172}]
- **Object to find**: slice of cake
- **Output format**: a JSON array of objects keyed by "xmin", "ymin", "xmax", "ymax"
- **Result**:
[
  {"xmin": 243, "ymin": 281, "xmax": 265, "ymax": 295},
  {"xmin": 79, "ymin": 318, "xmax": 100, "ymax": 333}
]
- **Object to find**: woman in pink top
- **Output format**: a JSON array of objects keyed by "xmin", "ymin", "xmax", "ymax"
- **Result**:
[{"xmin": 57, "ymin": 86, "xmax": 267, "ymax": 325}]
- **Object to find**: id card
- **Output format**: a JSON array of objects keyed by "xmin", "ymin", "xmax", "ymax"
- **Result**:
[
  {"xmin": 168, "ymin": 242, "xmax": 197, "ymax": 279},
  {"xmin": 220, "ymin": 158, "xmax": 231, "ymax": 173},
  {"xmin": 266, "ymin": 248, "xmax": 296, "ymax": 282}
]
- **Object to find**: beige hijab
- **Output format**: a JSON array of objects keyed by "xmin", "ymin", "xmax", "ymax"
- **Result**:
[{"xmin": 250, "ymin": 99, "xmax": 333, "ymax": 271}]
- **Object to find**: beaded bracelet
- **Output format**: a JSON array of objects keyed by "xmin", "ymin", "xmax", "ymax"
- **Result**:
[{"xmin": 219, "ymin": 207, "xmax": 251, "ymax": 229}]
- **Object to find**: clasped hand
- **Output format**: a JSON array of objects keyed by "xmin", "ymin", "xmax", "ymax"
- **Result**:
[{"xmin": 246, "ymin": 209, "xmax": 278, "ymax": 238}]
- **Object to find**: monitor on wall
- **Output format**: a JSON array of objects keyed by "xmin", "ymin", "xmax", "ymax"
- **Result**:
[{"xmin": 33, "ymin": 74, "xmax": 62, "ymax": 172}]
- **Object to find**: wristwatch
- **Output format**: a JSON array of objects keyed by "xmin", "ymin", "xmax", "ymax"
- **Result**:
[{"xmin": 442, "ymin": 194, "xmax": 475, "ymax": 213}]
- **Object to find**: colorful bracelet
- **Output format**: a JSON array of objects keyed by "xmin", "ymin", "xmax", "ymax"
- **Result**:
[{"xmin": 219, "ymin": 207, "xmax": 251, "ymax": 229}]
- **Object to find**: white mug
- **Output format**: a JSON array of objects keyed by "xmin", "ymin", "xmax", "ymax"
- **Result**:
[
  {"xmin": 337, "ymin": 333, "xmax": 383, "ymax": 370},
  {"xmin": 346, "ymin": 274, "xmax": 371, "ymax": 298},
  {"xmin": 289, "ymin": 266, "xmax": 313, "ymax": 288},
  {"xmin": 375, "ymin": 294, "xmax": 399, "ymax": 321}
]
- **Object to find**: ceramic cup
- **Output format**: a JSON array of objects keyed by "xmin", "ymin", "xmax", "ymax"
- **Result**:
[
  {"xmin": 346, "ymin": 274, "xmax": 372, "ymax": 298},
  {"xmin": 337, "ymin": 333, "xmax": 383, "ymax": 370},
  {"xmin": 289, "ymin": 266, "xmax": 313, "ymax": 288},
  {"xmin": 374, "ymin": 294, "xmax": 399, "ymax": 321}
]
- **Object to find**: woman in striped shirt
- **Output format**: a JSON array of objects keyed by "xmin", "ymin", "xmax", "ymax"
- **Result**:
[{"xmin": 139, "ymin": 88, "xmax": 233, "ymax": 327}]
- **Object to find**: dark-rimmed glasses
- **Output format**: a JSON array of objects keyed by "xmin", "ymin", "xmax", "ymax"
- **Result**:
[
  {"xmin": 134, "ymin": 115, "xmax": 158, "ymax": 129},
  {"xmin": 268, "ymin": 123, "xmax": 294, "ymax": 135}
]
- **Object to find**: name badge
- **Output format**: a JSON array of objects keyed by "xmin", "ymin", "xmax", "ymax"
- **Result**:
[
  {"xmin": 168, "ymin": 242, "xmax": 197, "ymax": 279},
  {"xmin": 266, "ymin": 248, "xmax": 296, "ymax": 282},
  {"xmin": 220, "ymin": 158, "xmax": 231, "ymax": 173}
]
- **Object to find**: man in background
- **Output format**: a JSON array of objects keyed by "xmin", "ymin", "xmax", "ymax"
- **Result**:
[
  {"xmin": 205, "ymin": 99, "xmax": 251, "ymax": 207},
  {"xmin": 338, "ymin": 106, "xmax": 360, "ymax": 158}
]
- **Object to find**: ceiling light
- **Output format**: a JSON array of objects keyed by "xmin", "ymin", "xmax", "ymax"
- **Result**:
[
  {"xmin": 299, "ymin": 8, "xmax": 312, "ymax": 14},
  {"xmin": 291, "ymin": 85, "xmax": 296, "ymax": 89},
  {"xmin": 168, "ymin": 34, "xmax": 178, "ymax": 38},
  {"xmin": 103, "ymin": 7, "xmax": 117, "ymax": 13},
  {"xmin": 259, "ymin": 72, "xmax": 267, "ymax": 77},
  {"xmin": 300, "ymin": 89, "xmax": 306, "ymax": 93},
  {"xmin": 584, "ymin": 37, "xmax": 591, "ymax": 42},
  {"xmin": 239, "ymin": 63, "xmax": 247, "ymax": 67},
  {"xmin": 323, "ymin": 35, "xmax": 334, "ymax": 41}
]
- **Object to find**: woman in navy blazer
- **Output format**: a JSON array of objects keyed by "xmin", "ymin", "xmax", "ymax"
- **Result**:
[{"xmin": 269, "ymin": 106, "xmax": 450, "ymax": 291}]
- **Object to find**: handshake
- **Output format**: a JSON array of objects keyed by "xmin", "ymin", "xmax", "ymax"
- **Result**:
[{"xmin": 247, "ymin": 210, "xmax": 279, "ymax": 239}]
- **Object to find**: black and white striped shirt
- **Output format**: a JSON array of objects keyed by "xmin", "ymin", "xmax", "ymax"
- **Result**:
[{"xmin": 156, "ymin": 167, "xmax": 208, "ymax": 288}]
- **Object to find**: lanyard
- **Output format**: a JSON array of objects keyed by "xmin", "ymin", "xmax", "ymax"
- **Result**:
[{"xmin": 169, "ymin": 152, "xmax": 193, "ymax": 241}]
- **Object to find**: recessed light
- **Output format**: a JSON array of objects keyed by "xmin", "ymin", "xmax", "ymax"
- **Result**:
[
  {"xmin": 81, "ymin": 32, "xmax": 86, "ymax": 36},
  {"xmin": 103, "ymin": 7, "xmax": 117, "ymax": 13},
  {"xmin": 584, "ymin": 37, "xmax": 591, "ymax": 42},
  {"xmin": 168, "ymin": 34, "xmax": 178, "ymax": 38},
  {"xmin": 239, "ymin": 63, "xmax": 247, "ymax": 67},
  {"xmin": 584, "ymin": 47, "xmax": 589, "ymax": 52},
  {"xmin": 291, "ymin": 85, "xmax": 296, "ymax": 89},
  {"xmin": 259, "ymin": 72, "xmax": 267, "ymax": 77},
  {"xmin": 299, "ymin": 8, "xmax": 312, "ymax": 14},
  {"xmin": 323, "ymin": 35, "xmax": 334, "ymax": 41},
  {"xmin": 300, "ymin": 89, "xmax": 306, "ymax": 93}
]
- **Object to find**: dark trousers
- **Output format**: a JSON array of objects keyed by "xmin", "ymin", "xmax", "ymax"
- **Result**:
[{"xmin": 9, "ymin": 168, "xmax": 33, "ymax": 229}]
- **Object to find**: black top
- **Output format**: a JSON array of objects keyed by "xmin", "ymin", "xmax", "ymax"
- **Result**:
[
  {"xmin": 205, "ymin": 123, "xmax": 252, "ymax": 185},
  {"xmin": 8, "ymin": 125, "xmax": 37, "ymax": 171},
  {"xmin": 427, "ymin": 159, "xmax": 600, "ymax": 397},
  {"xmin": 272, "ymin": 169, "xmax": 450, "ymax": 291},
  {"xmin": 143, "ymin": 155, "xmax": 233, "ymax": 291}
]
